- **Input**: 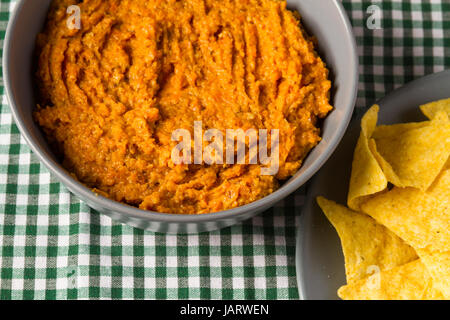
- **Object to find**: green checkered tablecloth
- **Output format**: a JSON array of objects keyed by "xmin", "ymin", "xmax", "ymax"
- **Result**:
[{"xmin": 0, "ymin": 0, "xmax": 449, "ymax": 300}]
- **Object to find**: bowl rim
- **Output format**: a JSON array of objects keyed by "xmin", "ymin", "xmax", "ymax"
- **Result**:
[{"xmin": 3, "ymin": 0, "xmax": 358, "ymax": 223}]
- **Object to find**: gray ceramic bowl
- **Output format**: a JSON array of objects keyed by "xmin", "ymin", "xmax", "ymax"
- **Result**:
[{"xmin": 3, "ymin": 0, "xmax": 358, "ymax": 233}]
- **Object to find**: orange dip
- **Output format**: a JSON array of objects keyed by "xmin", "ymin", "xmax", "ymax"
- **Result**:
[{"xmin": 34, "ymin": 0, "xmax": 333, "ymax": 214}]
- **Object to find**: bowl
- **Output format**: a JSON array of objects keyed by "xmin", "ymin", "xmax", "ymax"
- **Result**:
[{"xmin": 3, "ymin": 0, "xmax": 358, "ymax": 234}]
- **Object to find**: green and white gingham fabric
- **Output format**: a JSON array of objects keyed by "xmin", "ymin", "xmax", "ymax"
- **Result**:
[{"xmin": 0, "ymin": 0, "xmax": 449, "ymax": 300}]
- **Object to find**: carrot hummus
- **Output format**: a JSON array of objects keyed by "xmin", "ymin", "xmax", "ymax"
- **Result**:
[{"xmin": 34, "ymin": 0, "xmax": 333, "ymax": 214}]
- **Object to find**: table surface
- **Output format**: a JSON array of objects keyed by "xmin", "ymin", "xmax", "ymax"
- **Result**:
[{"xmin": 0, "ymin": 0, "xmax": 449, "ymax": 300}]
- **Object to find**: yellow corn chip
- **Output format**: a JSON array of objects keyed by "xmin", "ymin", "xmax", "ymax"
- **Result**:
[
  {"xmin": 361, "ymin": 169, "xmax": 450, "ymax": 253},
  {"xmin": 368, "ymin": 138, "xmax": 404, "ymax": 188},
  {"xmin": 317, "ymin": 197, "xmax": 418, "ymax": 283},
  {"xmin": 348, "ymin": 105, "xmax": 388, "ymax": 211},
  {"xmin": 418, "ymin": 251, "xmax": 450, "ymax": 299},
  {"xmin": 372, "ymin": 122, "xmax": 430, "ymax": 140},
  {"xmin": 420, "ymin": 98, "xmax": 450, "ymax": 120},
  {"xmin": 338, "ymin": 259, "xmax": 444, "ymax": 300},
  {"xmin": 372, "ymin": 113, "xmax": 450, "ymax": 190}
]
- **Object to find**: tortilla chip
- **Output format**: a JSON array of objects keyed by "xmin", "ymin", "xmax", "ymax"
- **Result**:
[
  {"xmin": 317, "ymin": 197, "xmax": 418, "ymax": 283},
  {"xmin": 368, "ymin": 139, "xmax": 404, "ymax": 188},
  {"xmin": 372, "ymin": 122, "xmax": 431, "ymax": 140},
  {"xmin": 372, "ymin": 113, "xmax": 450, "ymax": 190},
  {"xmin": 361, "ymin": 169, "xmax": 450, "ymax": 253},
  {"xmin": 348, "ymin": 105, "xmax": 388, "ymax": 211},
  {"xmin": 420, "ymin": 98, "xmax": 450, "ymax": 120},
  {"xmin": 418, "ymin": 251, "xmax": 450, "ymax": 299},
  {"xmin": 338, "ymin": 259, "xmax": 444, "ymax": 300}
]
